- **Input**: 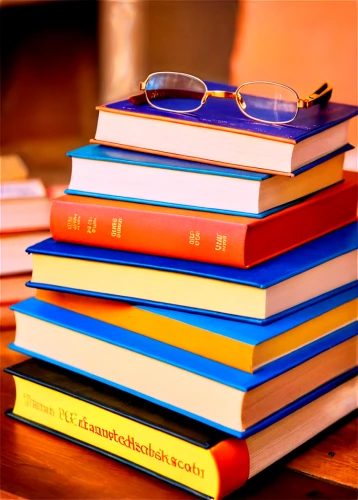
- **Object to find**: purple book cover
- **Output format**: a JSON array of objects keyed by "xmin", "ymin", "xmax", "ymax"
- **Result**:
[{"xmin": 100, "ymin": 81, "xmax": 358, "ymax": 143}]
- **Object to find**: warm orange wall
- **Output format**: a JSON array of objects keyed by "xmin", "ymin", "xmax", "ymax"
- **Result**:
[{"xmin": 230, "ymin": 0, "xmax": 357, "ymax": 145}]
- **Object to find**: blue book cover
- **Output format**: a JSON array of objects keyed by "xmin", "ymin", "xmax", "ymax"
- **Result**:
[
  {"xmin": 10, "ymin": 297, "xmax": 358, "ymax": 393},
  {"xmin": 66, "ymin": 143, "xmax": 352, "ymax": 180},
  {"xmin": 27, "ymin": 222, "xmax": 357, "ymax": 289},
  {"xmin": 65, "ymin": 144, "xmax": 352, "ymax": 219},
  {"xmin": 26, "ymin": 223, "xmax": 357, "ymax": 323},
  {"xmin": 104, "ymin": 81, "xmax": 358, "ymax": 143},
  {"xmin": 9, "ymin": 297, "xmax": 358, "ymax": 437}
]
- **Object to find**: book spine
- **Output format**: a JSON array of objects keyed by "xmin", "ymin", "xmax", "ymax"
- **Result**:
[
  {"xmin": 210, "ymin": 438, "xmax": 250, "ymax": 498},
  {"xmin": 50, "ymin": 198, "xmax": 247, "ymax": 267},
  {"xmin": 11, "ymin": 376, "xmax": 250, "ymax": 498}
]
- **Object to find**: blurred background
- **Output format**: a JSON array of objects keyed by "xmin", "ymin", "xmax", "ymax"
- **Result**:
[{"xmin": 1, "ymin": 0, "xmax": 357, "ymax": 186}]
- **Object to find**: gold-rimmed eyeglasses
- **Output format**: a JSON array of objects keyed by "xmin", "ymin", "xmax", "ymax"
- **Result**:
[{"xmin": 129, "ymin": 72, "xmax": 333, "ymax": 125}]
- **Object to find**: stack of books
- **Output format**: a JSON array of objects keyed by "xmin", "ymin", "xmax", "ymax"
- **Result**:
[
  {"xmin": 0, "ymin": 154, "xmax": 51, "ymax": 329},
  {"xmin": 5, "ymin": 81, "xmax": 358, "ymax": 498}
]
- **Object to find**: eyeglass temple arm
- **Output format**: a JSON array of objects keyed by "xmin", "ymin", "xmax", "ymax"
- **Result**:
[
  {"xmin": 298, "ymin": 82, "xmax": 333, "ymax": 109},
  {"xmin": 129, "ymin": 93, "xmax": 147, "ymax": 105}
]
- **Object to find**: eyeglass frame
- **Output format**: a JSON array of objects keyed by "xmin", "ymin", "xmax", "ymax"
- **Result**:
[{"xmin": 130, "ymin": 71, "xmax": 333, "ymax": 125}]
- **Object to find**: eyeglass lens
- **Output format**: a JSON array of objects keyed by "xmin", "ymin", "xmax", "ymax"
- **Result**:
[
  {"xmin": 238, "ymin": 82, "xmax": 298, "ymax": 123},
  {"xmin": 145, "ymin": 74, "xmax": 298, "ymax": 123},
  {"xmin": 145, "ymin": 73, "xmax": 206, "ymax": 112}
]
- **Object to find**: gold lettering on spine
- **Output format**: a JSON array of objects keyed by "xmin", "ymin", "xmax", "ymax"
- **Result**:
[
  {"xmin": 215, "ymin": 233, "xmax": 227, "ymax": 252},
  {"xmin": 58, "ymin": 403, "xmax": 206, "ymax": 479},
  {"xmin": 189, "ymin": 230, "xmax": 200, "ymax": 246},
  {"xmin": 23, "ymin": 393, "xmax": 55, "ymax": 416},
  {"xmin": 87, "ymin": 216, "xmax": 97, "ymax": 234},
  {"xmin": 67, "ymin": 213, "xmax": 81, "ymax": 231},
  {"xmin": 20, "ymin": 388, "xmax": 208, "ymax": 482},
  {"xmin": 111, "ymin": 218, "xmax": 123, "ymax": 238}
]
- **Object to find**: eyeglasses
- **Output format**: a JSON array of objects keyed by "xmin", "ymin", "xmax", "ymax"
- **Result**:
[{"xmin": 129, "ymin": 72, "xmax": 333, "ymax": 125}]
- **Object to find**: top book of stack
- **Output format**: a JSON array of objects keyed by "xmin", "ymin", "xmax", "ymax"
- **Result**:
[{"xmin": 91, "ymin": 81, "xmax": 358, "ymax": 175}]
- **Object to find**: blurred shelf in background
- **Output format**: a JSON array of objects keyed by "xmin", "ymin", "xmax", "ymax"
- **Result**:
[
  {"xmin": 1, "ymin": 0, "xmax": 53, "ymax": 5},
  {"xmin": 1, "ymin": 1, "xmax": 99, "ymax": 186},
  {"xmin": 1, "ymin": 0, "xmax": 238, "ymax": 187}
]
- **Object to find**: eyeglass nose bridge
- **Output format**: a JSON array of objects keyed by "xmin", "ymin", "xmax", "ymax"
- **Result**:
[
  {"xmin": 202, "ymin": 90, "xmax": 236, "ymax": 104},
  {"xmin": 202, "ymin": 89, "xmax": 247, "ymax": 111}
]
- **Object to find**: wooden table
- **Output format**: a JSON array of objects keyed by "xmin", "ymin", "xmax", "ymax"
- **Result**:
[{"xmin": 1, "ymin": 328, "xmax": 357, "ymax": 499}]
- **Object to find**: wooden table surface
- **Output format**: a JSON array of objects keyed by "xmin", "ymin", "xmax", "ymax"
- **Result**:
[{"xmin": 1, "ymin": 328, "xmax": 357, "ymax": 500}]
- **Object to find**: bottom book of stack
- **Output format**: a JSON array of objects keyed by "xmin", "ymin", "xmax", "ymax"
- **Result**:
[{"xmin": 6, "ymin": 358, "xmax": 357, "ymax": 500}]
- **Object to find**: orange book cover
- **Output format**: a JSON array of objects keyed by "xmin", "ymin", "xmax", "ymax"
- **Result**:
[{"xmin": 50, "ymin": 172, "xmax": 357, "ymax": 268}]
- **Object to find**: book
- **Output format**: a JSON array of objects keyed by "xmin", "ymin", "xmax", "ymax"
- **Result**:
[
  {"xmin": 35, "ymin": 286, "xmax": 357, "ymax": 373},
  {"xmin": 9, "ymin": 296, "xmax": 358, "ymax": 435},
  {"xmin": 51, "ymin": 172, "xmax": 358, "ymax": 268},
  {"xmin": 1, "ymin": 231, "xmax": 51, "ymax": 276},
  {"xmin": 1, "ymin": 178, "xmax": 46, "ymax": 199},
  {"xmin": 0, "ymin": 178, "xmax": 52, "ymax": 233},
  {"xmin": 5, "ymin": 358, "xmax": 357, "ymax": 499},
  {"xmin": 0, "ymin": 154, "xmax": 29, "ymax": 182},
  {"xmin": 1, "ymin": 274, "xmax": 35, "ymax": 329},
  {"xmin": 1, "ymin": 274, "xmax": 35, "ymax": 304},
  {"xmin": 65, "ymin": 144, "xmax": 350, "ymax": 216},
  {"xmin": 26, "ymin": 223, "xmax": 358, "ymax": 321},
  {"xmin": 91, "ymin": 81, "xmax": 358, "ymax": 174}
]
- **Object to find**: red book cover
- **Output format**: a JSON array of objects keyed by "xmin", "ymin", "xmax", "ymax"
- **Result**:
[{"xmin": 50, "ymin": 172, "xmax": 357, "ymax": 268}]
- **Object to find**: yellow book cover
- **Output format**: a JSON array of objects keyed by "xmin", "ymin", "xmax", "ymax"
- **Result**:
[
  {"xmin": 5, "ymin": 359, "xmax": 357, "ymax": 499},
  {"xmin": 27, "ymin": 223, "xmax": 358, "ymax": 320}
]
